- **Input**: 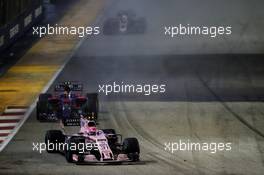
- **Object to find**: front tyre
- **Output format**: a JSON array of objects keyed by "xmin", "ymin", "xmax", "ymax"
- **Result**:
[
  {"xmin": 45, "ymin": 130, "xmax": 64, "ymax": 153},
  {"xmin": 36, "ymin": 93, "xmax": 52, "ymax": 121},
  {"xmin": 65, "ymin": 136, "xmax": 85, "ymax": 163},
  {"xmin": 122, "ymin": 138, "xmax": 140, "ymax": 161}
]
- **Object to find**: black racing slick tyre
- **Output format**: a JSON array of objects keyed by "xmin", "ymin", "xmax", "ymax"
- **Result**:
[
  {"xmin": 45, "ymin": 130, "xmax": 64, "ymax": 153},
  {"xmin": 103, "ymin": 18, "xmax": 119, "ymax": 35},
  {"xmin": 90, "ymin": 148, "xmax": 101, "ymax": 161},
  {"xmin": 65, "ymin": 136, "xmax": 85, "ymax": 163},
  {"xmin": 122, "ymin": 138, "xmax": 140, "ymax": 161},
  {"xmin": 65, "ymin": 149, "xmax": 74, "ymax": 163},
  {"xmin": 36, "ymin": 93, "xmax": 52, "ymax": 121},
  {"xmin": 39, "ymin": 93, "xmax": 52, "ymax": 101},
  {"xmin": 65, "ymin": 148, "xmax": 74, "ymax": 163},
  {"xmin": 134, "ymin": 18, "xmax": 146, "ymax": 33},
  {"xmin": 86, "ymin": 93, "xmax": 99, "ymax": 119}
]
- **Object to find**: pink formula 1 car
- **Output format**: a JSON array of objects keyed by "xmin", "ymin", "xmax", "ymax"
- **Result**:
[{"xmin": 44, "ymin": 119, "xmax": 140, "ymax": 164}]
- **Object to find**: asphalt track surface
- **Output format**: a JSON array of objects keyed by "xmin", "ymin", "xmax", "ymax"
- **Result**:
[{"xmin": 1, "ymin": 0, "xmax": 264, "ymax": 174}]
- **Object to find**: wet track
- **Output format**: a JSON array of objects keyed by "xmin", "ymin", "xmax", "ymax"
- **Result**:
[{"xmin": 1, "ymin": 0, "xmax": 264, "ymax": 174}]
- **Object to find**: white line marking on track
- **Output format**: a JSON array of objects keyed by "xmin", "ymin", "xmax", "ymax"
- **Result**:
[
  {"xmin": 0, "ymin": 123, "xmax": 18, "ymax": 127},
  {"xmin": 0, "ymin": 130, "xmax": 12, "ymax": 133},
  {"xmin": 0, "ymin": 116, "xmax": 24, "ymax": 120},
  {"xmin": 4, "ymin": 109, "xmax": 27, "ymax": 113},
  {"xmin": 6, "ymin": 106, "xmax": 28, "ymax": 109},
  {"xmin": 0, "ymin": 130, "xmax": 12, "ymax": 134},
  {"xmin": 0, "ymin": 136, "xmax": 7, "ymax": 140}
]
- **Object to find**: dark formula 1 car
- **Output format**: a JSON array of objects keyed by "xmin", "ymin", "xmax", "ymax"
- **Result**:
[
  {"xmin": 103, "ymin": 10, "xmax": 146, "ymax": 35},
  {"xmin": 45, "ymin": 120, "xmax": 140, "ymax": 164},
  {"xmin": 36, "ymin": 81, "xmax": 98, "ymax": 125}
]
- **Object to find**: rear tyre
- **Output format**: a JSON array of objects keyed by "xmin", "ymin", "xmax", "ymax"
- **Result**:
[
  {"xmin": 103, "ymin": 18, "xmax": 119, "ymax": 35},
  {"xmin": 39, "ymin": 93, "xmax": 52, "ymax": 101},
  {"xmin": 122, "ymin": 138, "xmax": 140, "ymax": 161},
  {"xmin": 36, "ymin": 93, "xmax": 52, "ymax": 121},
  {"xmin": 135, "ymin": 18, "xmax": 146, "ymax": 33},
  {"xmin": 45, "ymin": 130, "xmax": 64, "ymax": 153},
  {"xmin": 85, "ymin": 93, "xmax": 99, "ymax": 120}
]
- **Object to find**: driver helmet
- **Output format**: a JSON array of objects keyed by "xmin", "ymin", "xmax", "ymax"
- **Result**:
[
  {"xmin": 63, "ymin": 84, "xmax": 71, "ymax": 98},
  {"xmin": 120, "ymin": 14, "xmax": 128, "ymax": 23},
  {"xmin": 86, "ymin": 121, "xmax": 97, "ymax": 135}
]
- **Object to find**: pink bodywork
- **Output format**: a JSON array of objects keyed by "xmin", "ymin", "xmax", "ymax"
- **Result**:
[{"xmin": 76, "ymin": 119, "xmax": 129, "ymax": 162}]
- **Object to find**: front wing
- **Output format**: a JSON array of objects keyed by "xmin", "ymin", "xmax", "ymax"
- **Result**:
[
  {"xmin": 76, "ymin": 160, "xmax": 143, "ymax": 165},
  {"xmin": 73, "ymin": 153, "xmax": 142, "ymax": 165}
]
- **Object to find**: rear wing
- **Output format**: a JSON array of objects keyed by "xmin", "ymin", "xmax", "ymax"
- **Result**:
[
  {"xmin": 54, "ymin": 81, "xmax": 83, "ymax": 92},
  {"xmin": 63, "ymin": 118, "xmax": 80, "ymax": 126},
  {"xmin": 63, "ymin": 112, "xmax": 97, "ymax": 127}
]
